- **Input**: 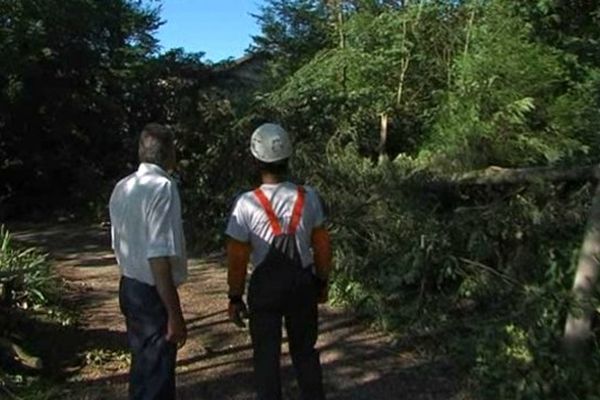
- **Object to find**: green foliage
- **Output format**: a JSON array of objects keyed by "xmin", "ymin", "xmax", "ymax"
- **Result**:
[
  {"xmin": 84, "ymin": 348, "xmax": 130, "ymax": 368},
  {"xmin": 175, "ymin": 88, "xmax": 256, "ymax": 251},
  {"xmin": 0, "ymin": 374, "xmax": 62, "ymax": 400},
  {"xmin": 0, "ymin": 0, "xmax": 163, "ymax": 216},
  {"xmin": 526, "ymin": 0, "xmax": 600, "ymax": 67},
  {"xmin": 3, "ymin": 0, "xmax": 600, "ymax": 397},
  {"xmin": 0, "ymin": 226, "xmax": 57, "ymax": 306},
  {"xmin": 422, "ymin": 0, "xmax": 600, "ymax": 170},
  {"xmin": 252, "ymin": 0, "xmax": 334, "ymax": 83},
  {"xmin": 244, "ymin": 2, "xmax": 600, "ymax": 396},
  {"xmin": 0, "ymin": 226, "xmax": 65, "ymax": 399},
  {"xmin": 267, "ymin": 1, "xmax": 469, "ymax": 158},
  {"xmin": 260, "ymin": 72, "xmax": 600, "ymax": 394}
]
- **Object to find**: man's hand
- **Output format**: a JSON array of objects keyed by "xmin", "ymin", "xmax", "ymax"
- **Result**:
[
  {"xmin": 166, "ymin": 314, "xmax": 187, "ymax": 348},
  {"xmin": 228, "ymin": 298, "xmax": 249, "ymax": 328},
  {"xmin": 149, "ymin": 257, "xmax": 187, "ymax": 349},
  {"xmin": 226, "ymin": 239, "xmax": 251, "ymax": 328}
]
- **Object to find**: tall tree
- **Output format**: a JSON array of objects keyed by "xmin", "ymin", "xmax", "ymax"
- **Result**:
[
  {"xmin": 525, "ymin": 0, "xmax": 600, "ymax": 66},
  {"xmin": 0, "ymin": 0, "xmax": 162, "ymax": 214},
  {"xmin": 251, "ymin": 0, "xmax": 334, "ymax": 83},
  {"xmin": 264, "ymin": 1, "xmax": 468, "ymax": 158}
]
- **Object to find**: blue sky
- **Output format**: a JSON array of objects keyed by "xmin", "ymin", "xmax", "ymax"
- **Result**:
[{"xmin": 155, "ymin": 1, "xmax": 265, "ymax": 62}]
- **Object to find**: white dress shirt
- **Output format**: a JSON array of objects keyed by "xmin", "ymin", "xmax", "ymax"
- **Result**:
[{"xmin": 109, "ymin": 163, "xmax": 187, "ymax": 286}]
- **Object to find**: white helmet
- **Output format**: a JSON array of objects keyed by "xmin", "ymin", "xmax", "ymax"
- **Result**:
[{"xmin": 250, "ymin": 123, "xmax": 293, "ymax": 163}]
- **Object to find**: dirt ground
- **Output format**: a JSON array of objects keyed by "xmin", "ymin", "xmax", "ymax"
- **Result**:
[{"xmin": 11, "ymin": 223, "xmax": 464, "ymax": 400}]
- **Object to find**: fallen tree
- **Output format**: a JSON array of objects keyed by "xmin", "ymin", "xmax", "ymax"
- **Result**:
[
  {"xmin": 416, "ymin": 163, "xmax": 600, "ymax": 357},
  {"xmin": 426, "ymin": 164, "xmax": 598, "ymax": 188}
]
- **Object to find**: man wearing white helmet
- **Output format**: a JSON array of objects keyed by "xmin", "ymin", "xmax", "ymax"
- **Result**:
[{"xmin": 225, "ymin": 123, "xmax": 332, "ymax": 400}]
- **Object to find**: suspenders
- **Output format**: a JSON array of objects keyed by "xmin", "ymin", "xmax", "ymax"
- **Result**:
[{"xmin": 253, "ymin": 186, "xmax": 306, "ymax": 236}]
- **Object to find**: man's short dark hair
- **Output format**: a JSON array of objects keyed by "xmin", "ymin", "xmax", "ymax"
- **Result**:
[
  {"xmin": 138, "ymin": 123, "xmax": 174, "ymax": 166},
  {"xmin": 257, "ymin": 159, "xmax": 289, "ymax": 176}
]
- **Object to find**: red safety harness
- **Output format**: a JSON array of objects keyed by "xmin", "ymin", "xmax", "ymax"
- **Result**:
[
  {"xmin": 251, "ymin": 185, "xmax": 306, "ymax": 272},
  {"xmin": 253, "ymin": 185, "xmax": 306, "ymax": 237}
]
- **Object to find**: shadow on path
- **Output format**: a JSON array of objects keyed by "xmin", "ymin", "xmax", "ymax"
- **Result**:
[{"xmin": 10, "ymin": 223, "xmax": 463, "ymax": 400}]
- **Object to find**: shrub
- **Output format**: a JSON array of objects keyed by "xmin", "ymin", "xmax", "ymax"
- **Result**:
[{"xmin": 0, "ymin": 226, "xmax": 57, "ymax": 307}]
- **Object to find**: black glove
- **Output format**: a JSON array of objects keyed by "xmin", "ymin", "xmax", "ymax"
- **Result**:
[{"xmin": 228, "ymin": 295, "xmax": 249, "ymax": 328}]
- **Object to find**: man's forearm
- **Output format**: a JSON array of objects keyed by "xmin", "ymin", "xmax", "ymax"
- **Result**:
[
  {"xmin": 149, "ymin": 257, "xmax": 184, "ymax": 320},
  {"xmin": 312, "ymin": 228, "xmax": 332, "ymax": 281},
  {"xmin": 227, "ymin": 239, "xmax": 251, "ymax": 297},
  {"xmin": 157, "ymin": 279, "xmax": 183, "ymax": 321}
]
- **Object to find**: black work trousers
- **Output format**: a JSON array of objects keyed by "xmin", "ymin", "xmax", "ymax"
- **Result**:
[
  {"xmin": 248, "ymin": 264, "xmax": 325, "ymax": 400},
  {"xmin": 119, "ymin": 276, "xmax": 177, "ymax": 400}
]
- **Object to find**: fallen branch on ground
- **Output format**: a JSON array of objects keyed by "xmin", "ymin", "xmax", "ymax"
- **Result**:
[
  {"xmin": 426, "ymin": 164, "xmax": 598, "ymax": 189},
  {"xmin": 0, "ymin": 337, "xmax": 43, "ymax": 371}
]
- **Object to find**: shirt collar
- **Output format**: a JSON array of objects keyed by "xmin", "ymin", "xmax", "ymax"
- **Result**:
[
  {"xmin": 260, "ymin": 181, "xmax": 290, "ymax": 188},
  {"xmin": 137, "ymin": 162, "xmax": 171, "ymax": 179}
]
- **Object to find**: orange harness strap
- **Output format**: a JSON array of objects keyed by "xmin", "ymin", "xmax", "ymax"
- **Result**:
[
  {"xmin": 254, "ymin": 186, "xmax": 305, "ymax": 236},
  {"xmin": 254, "ymin": 188, "xmax": 283, "ymax": 235},
  {"xmin": 288, "ymin": 186, "xmax": 305, "ymax": 234}
]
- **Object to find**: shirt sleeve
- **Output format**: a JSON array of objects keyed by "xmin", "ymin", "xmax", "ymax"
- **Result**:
[
  {"xmin": 146, "ymin": 181, "xmax": 178, "ymax": 259},
  {"xmin": 225, "ymin": 195, "xmax": 251, "ymax": 243},
  {"xmin": 110, "ymin": 224, "xmax": 116, "ymax": 250},
  {"xmin": 108, "ymin": 186, "xmax": 119, "ymax": 250},
  {"xmin": 308, "ymin": 188, "xmax": 326, "ymax": 228}
]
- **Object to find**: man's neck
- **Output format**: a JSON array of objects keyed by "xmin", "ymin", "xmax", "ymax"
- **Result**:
[{"xmin": 261, "ymin": 173, "xmax": 282, "ymax": 185}]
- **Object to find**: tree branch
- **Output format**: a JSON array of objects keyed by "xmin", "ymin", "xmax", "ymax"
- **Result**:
[{"xmin": 426, "ymin": 165, "xmax": 598, "ymax": 189}]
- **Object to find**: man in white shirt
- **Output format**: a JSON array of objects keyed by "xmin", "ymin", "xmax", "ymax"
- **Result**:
[
  {"xmin": 226, "ymin": 123, "xmax": 332, "ymax": 400},
  {"xmin": 109, "ymin": 123, "xmax": 187, "ymax": 400}
]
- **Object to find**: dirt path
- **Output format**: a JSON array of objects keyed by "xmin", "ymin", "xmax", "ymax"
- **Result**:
[{"xmin": 12, "ymin": 223, "xmax": 462, "ymax": 400}]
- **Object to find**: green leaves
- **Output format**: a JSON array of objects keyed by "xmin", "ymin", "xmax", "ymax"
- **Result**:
[
  {"xmin": 422, "ymin": 0, "xmax": 600, "ymax": 171},
  {"xmin": 252, "ymin": 0, "xmax": 334, "ymax": 81},
  {"xmin": 0, "ymin": 0, "xmax": 164, "ymax": 216},
  {"xmin": 0, "ymin": 226, "xmax": 57, "ymax": 307}
]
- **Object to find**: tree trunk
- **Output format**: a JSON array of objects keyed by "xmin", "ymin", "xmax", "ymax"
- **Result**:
[
  {"xmin": 564, "ymin": 174, "xmax": 600, "ymax": 356},
  {"xmin": 425, "ymin": 165, "xmax": 597, "ymax": 188},
  {"xmin": 378, "ymin": 113, "xmax": 389, "ymax": 163},
  {"xmin": 327, "ymin": 0, "xmax": 347, "ymax": 93}
]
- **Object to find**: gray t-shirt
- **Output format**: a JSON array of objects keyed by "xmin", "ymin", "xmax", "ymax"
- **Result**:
[{"xmin": 225, "ymin": 182, "xmax": 325, "ymax": 269}]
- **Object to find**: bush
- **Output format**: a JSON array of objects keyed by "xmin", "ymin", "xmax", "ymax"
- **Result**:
[
  {"xmin": 0, "ymin": 226, "xmax": 63, "ymax": 399},
  {"xmin": 0, "ymin": 226, "xmax": 57, "ymax": 307},
  {"xmin": 270, "ymin": 112, "xmax": 600, "ymax": 395}
]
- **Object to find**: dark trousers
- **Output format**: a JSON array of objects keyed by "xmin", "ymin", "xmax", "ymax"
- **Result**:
[
  {"xmin": 119, "ymin": 276, "xmax": 177, "ymax": 400},
  {"xmin": 248, "ymin": 265, "xmax": 325, "ymax": 400}
]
